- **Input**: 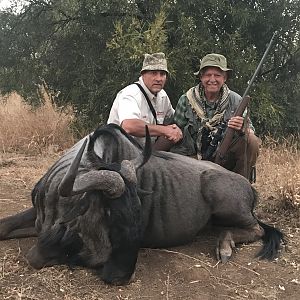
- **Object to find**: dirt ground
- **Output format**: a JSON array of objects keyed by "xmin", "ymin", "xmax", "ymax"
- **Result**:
[{"xmin": 0, "ymin": 153, "xmax": 299, "ymax": 300}]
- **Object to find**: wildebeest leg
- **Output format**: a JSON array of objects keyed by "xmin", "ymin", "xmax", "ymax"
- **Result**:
[
  {"xmin": 216, "ymin": 223, "xmax": 264, "ymax": 263},
  {"xmin": 0, "ymin": 207, "xmax": 37, "ymax": 240}
]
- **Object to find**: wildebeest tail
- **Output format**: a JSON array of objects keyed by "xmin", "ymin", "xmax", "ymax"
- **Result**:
[{"xmin": 256, "ymin": 220, "xmax": 285, "ymax": 260}]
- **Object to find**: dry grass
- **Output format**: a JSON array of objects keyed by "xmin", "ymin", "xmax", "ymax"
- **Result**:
[
  {"xmin": 256, "ymin": 136, "xmax": 300, "ymax": 225},
  {"xmin": 0, "ymin": 92, "xmax": 75, "ymax": 154}
]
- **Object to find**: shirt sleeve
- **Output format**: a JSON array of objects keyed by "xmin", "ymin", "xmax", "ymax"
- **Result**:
[
  {"xmin": 173, "ymin": 94, "xmax": 188, "ymax": 128},
  {"xmin": 165, "ymin": 95, "xmax": 175, "ymax": 118},
  {"xmin": 117, "ymin": 93, "xmax": 141, "ymax": 124}
]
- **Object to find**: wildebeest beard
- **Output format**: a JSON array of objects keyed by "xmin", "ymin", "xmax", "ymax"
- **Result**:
[{"xmin": 30, "ymin": 181, "xmax": 143, "ymax": 285}]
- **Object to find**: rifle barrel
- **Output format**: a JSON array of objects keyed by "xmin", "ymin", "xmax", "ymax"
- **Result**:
[{"xmin": 241, "ymin": 32, "xmax": 277, "ymax": 99}]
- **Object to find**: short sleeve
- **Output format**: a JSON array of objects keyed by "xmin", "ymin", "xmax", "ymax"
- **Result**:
[{"xmin": 117, "ymin": 94, "xmax": 141, "ymax": 124}]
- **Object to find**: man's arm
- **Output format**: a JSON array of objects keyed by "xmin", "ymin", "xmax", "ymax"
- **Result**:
[{"xmin": 121, "ymin": 119, "xmax": 182, "ymax": 143}]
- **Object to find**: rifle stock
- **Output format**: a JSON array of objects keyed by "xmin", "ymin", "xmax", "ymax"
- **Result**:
[{"xmin": 214, "ymin": 95, "xmax": 251, "ymax": 165}]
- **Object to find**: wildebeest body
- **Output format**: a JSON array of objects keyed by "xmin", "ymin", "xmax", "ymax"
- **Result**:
[
  {"xmin": 137, "ymin": 153, "xmax": 256, "ymax": 247},
  {"xmin": 0, "ymin": 124, "xmax": 283, "ymax": 285}
]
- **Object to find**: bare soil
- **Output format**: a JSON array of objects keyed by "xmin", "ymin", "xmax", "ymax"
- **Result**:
[{"xmin": 0, "ymin": 153, "xmax": 299, "ymax": 300}]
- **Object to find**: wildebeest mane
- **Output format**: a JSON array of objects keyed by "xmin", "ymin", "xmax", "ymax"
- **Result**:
[
  {"xmin": 91, "ymin": 123, "xmax": 144, "ymax": 150},
  {"xmin": 88, "ymin": 123, "xmax": 174, "ymax": 163},
  {"xmin": 151, "ymin": 151, "xmax": 175, "ymax": 160}
]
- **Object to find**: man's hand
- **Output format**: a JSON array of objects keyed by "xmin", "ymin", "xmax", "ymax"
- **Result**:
[
  {"xmin": 121, "ymin": 119, "xmax": 183, "ymax": 143},
  {"xmin": 163, "ymin": 124, "xmax": 183, "ymax": 143},
  {"xmin": 228, "ymin": 116, "xmax": 244, "ymax": 131}
]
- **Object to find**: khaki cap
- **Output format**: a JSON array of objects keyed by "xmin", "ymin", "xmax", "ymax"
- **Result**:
[
  {"xmin": 194, "ymin": 53, "xmax": 232, "ymax": 75},
  {"xmin": 141, "ymin": 52, "xmax": 169, "ymax": 73}
]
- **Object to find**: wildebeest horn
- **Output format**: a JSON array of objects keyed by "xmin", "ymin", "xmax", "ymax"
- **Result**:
[
  {"xmin": 58, "ymin": 139, "xmax": 88, "ymax": 197},
  {"xmin": 119, "ymin": 126, "xmax": 152, "ymax": 184},
  {"xmin": 66, "ymin": 170, "xmax": 125, "ymax": 198},
  {"xmin": 58, "ymin": 138, "xmax": 125, "ymax": 198},
  {"xmin": 130, "ymin": 125, "xmax": 152, "ymax": 170}
]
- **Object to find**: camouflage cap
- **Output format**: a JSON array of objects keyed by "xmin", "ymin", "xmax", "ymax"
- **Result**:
[
  {"xmin": 141, "ymin": 52, "xmax": 169, "ymax": 73},
  {"xmin": 194, "ymin": 53, "xmax": 232, "ymax": 76}
]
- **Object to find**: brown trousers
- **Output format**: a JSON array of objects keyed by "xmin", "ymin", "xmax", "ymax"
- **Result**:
[{"xmin": 217, "ymin": 133, "xmax": 261, "ymax": 180}]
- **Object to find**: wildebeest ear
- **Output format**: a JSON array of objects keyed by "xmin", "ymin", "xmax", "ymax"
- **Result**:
[{"xmin": 119, "ymin": 160, "xmax": 137, "ymax": 184}]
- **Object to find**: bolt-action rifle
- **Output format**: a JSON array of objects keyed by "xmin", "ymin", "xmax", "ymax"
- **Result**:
[{"xmin": 214, "ymin": 32, "xmax": 277, "ymax": 166}]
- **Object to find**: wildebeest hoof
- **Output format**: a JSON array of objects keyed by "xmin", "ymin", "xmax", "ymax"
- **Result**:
[
  {"xmin": 220, "ymin": 250, "xmax": 232, "ymax": 263},
  {"xmin": 216, "ymin": 246, "xmax": 232, "ymax": 263},
  {"xmin": 216, "ymin": 232, "xmax": 236, "ymax": 263}
]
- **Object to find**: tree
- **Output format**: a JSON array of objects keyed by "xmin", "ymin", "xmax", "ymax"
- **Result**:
[{"xmin": 0, "ymin": 0, "xmax": 299, "ymax": 135}]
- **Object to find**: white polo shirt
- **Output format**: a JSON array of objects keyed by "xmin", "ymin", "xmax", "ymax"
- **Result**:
[{"xmin": 107, "ymin": 77, "xmax": 174, "ymax": 143}]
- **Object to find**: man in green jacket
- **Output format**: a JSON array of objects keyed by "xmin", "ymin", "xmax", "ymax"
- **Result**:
[{"xmin": 172, "ymin": 53, "xmax": 260, "ymax": 181}]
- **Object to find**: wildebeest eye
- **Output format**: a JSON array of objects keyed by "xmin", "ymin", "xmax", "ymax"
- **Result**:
[{"xmin": 104, "ymin": 208, "xmax": 111, "ymax": 218}]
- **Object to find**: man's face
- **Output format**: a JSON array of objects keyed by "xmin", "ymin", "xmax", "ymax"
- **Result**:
[
  {"xmin": 200, "ymin": 67, "xmax": 227, "ymax": 96},
  {"xmin": 142, "ymin": 70, "xmax": 167, "ymax": 95}
]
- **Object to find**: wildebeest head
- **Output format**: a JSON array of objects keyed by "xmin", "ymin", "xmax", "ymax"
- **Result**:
[{"xmin": 27, "ymin": 126, "xmax": 152, "ymax": 285}]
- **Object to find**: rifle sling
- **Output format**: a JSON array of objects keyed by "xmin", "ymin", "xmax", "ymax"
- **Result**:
[{"xmin": 134, "ymin": 83, "xmax": 158, "ymax": 124}]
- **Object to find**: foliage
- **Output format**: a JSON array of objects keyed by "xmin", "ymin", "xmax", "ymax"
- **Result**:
[{"xmin": 0, "ymin": 0, "xmax": 299, "ymax": 135}]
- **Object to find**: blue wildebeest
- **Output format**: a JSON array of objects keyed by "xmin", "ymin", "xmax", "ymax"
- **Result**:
[{"xmin": 0, "ymin": 124, "xmax": 283, "ymax": 285}]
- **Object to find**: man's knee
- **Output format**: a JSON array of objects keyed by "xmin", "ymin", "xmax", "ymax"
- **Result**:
[{"xmin": 247, "ymin": 133, "xmax": 261, "ymax": 156}]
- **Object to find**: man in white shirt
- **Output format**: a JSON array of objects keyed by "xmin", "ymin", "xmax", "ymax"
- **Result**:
[{"xmin": 107, "ymin": 52, "xmax": 182, "ymax": 149}]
